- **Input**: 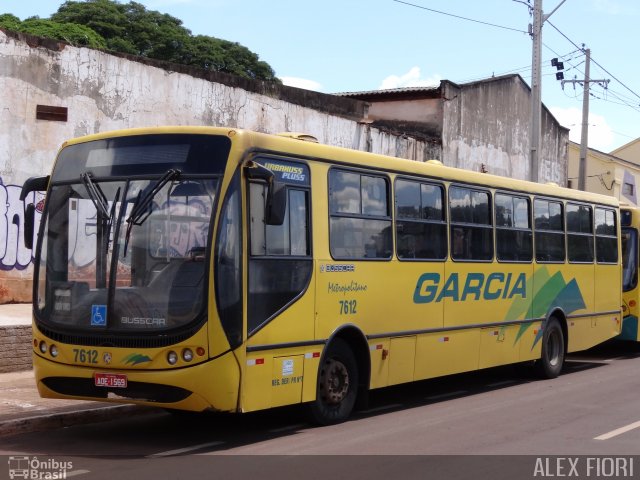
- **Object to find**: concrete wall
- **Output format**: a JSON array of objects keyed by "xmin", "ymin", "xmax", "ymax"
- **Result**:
[
  {"xmin": 367, "ymin": 98, "xmax": 441, "ymax": 126},
  {"xmin": 441, "ymin": 76, "xmax": 568, "ymax": 183},
  {"xmin": 0, "ymin": 29, "xmax": 433, "ymax": 303}
]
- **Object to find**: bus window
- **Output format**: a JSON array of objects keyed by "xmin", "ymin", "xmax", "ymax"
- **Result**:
[
  {"xmin": 449, "ymin": 186, "xmax": 492, "ymax": 261},
  {"xmin": 495, "ymin": 193, "xmax": 532, "ymax": 262},
  {"xmin": 215, "ymin": 172, "xmax": 242, "ymax": 347},
  {"xmin": 329, "ymin": 169, "xmax": 392, "ymax": 259},
  {"xmin": 622, "ymin": 227, "xmax": 638, "ymax": 291},
  {"xmin": 395, "ymin": 179, "xmax": 446, "ymax": 260},
  {"xmin": 534, "ymin": 199, "xmax": 565, "ymax": 262},
  {"xmin": 566, "ymin": 203, "xmax": 594, "ymax": 263},
  {"xmin": 250, "ymin": 184, "xmax": 309, "ymax": 256},
  {"xmin": 596, "ymin": 208, "xmax": 618, "ymax": 264},
  {"xmin": 248, "ymin": 180, "xmax": 312, "ymax": 333}
]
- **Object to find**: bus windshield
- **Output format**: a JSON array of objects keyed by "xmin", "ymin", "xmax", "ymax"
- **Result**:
[
  {"xmin": 622, "ymin": 227, "xmax": 638, "ymax": 292},
  {"xmin": 35, "ymin": 134, "xmax": 230, "ymax": 333}
]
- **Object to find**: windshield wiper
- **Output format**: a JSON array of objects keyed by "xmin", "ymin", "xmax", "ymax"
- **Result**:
[
  {"xmin": 81, "ymin": 173, "xmax": 110, "ymax": 219},
  {"xmin": 123, "ymin": 168, "xmax": 181, "ymax": 257}
]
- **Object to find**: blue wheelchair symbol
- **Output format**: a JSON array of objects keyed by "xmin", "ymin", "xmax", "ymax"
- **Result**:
[{"xmin": 91, "ymin": 305, "xmax": 107, "ymax": 326}]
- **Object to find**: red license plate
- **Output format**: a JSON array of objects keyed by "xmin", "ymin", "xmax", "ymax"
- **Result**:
[{"xmin": 94, "ymin": 372, "xmax": 127, "ymax": 388}]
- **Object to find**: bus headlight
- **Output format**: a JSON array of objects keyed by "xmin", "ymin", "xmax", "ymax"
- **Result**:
[
  {"xmin": 167, "ymin": 351, "xmax": 178, "ymax": 365},
  {"xmin": 49, "ymin": 345, "xmax": 58, "ymax": 358},
  {"xmin": 39, "ymin": 341, "xmax": 47, "ymax": 354},
  {"xmin": 182, "ymin": 349, "xmax": 193, "ymax": 362}
]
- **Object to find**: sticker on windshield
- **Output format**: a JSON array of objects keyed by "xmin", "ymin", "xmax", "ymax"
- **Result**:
[{"xmin": 91, "ymin": 305, "xmax": 107, "ymax": 326}]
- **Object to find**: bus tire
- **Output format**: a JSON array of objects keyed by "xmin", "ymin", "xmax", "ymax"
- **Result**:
[
  {"xmin": 308, "ymin": 338, "xmax": 359, "ymax": 425},
  {"xmin": 535, "ymin": 317, "xmax": 565, "ymax": 379}
]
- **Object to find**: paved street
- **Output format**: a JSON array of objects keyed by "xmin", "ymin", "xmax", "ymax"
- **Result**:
[{"xmin": 1, "ymin": 341, "xmax": 639, "ymax": 479}]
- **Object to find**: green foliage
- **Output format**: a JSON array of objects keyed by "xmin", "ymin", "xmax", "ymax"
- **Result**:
[
  {"xmin": 0, "ymin": 13, "xmax": 21, "ymax": 31},
  {"xmin": 51, "ymin": 0, "xmax": 129, "ymax": 45},
  {"xmin": 2, "ymin": 1, "xmax": 280, "ymax": 81},
  {"xmin": 50, "ymin": 0, "xmax": 279, "ymax": 81},
  {"xmin": 182, "ymin": 35, "xmax": 278, "ymax": 81},
  {"xmin": 0, "ymin": 14, "xmax": 107, "ymax": 49}
]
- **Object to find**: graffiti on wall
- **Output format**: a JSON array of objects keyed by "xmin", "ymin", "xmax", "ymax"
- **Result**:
[{"xmin": 0, "ymin": 179, "xmax": 44, "ymax": 271}]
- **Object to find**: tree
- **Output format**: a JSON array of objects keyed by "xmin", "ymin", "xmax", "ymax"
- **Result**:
[
  {"xmin": 50, "ymin": 0, "xmax": 279, "ymax": 81},
  {"xmin": 0, "ymin": 14, "xmax": 107, "ymax": 49},
  {"xmin": 0, "ymin": 13, "xmax": 21, "ymax": 31},
  {"xmin": 51, "ymin": 0, "xmax": 136, "ymax": 53},
  {"xmin": 182, "ymin": 35, "xmax": 278, "ymax": 81}
]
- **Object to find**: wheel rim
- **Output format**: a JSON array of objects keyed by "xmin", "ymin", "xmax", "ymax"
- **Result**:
[
  {"xmin": 319, "ymin": 358, "xmax": 350, "ymax": 405},
  {"xmin": 546, "ymin": 328, "xmax": 562, "ymax": 367}
]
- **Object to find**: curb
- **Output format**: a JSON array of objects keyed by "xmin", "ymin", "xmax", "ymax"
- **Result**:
[{"xmin": 0, "ymin": 404, "xmax": 150, "ymax": 437}]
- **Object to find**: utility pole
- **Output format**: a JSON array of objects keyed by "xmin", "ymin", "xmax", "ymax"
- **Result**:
[
  {"xmin": 561, "ymin": 48, "xmax": 609, "ymax": 191},
  {"xmin": 530, "ymin": 0, "xmax": 542, "ymax": 183},
  {"xmin": 529, "ymin": 0, "xmax": 566, "ymax": 183}
]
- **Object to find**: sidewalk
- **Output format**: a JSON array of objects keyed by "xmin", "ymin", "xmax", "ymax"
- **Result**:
[
  {"xmin": 0, "ymin": 303, "xmax": 31, "ymax": 326},
  {"xmin": 0, "ymin": 304, "xmax": 148, "ymax": 437}
]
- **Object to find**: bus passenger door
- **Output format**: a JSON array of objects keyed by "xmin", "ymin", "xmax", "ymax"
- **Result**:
[{"xmin": 242, "ymin": 158, "xmax": 314, "ymax": 412}]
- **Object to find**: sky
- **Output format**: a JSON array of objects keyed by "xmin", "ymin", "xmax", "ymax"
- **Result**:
[{"xmin": 3, "ymin": 0, "xmax": 639, "ymax": 153}]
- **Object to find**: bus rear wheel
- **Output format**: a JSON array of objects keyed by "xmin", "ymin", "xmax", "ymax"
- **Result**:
[
  {"xmin": 535, "ymin": 317, "xmax": 565, "ymax": 379},
  {"xmin": 308, "ymin": 338, "xmax": 359, "ymax": 425}
]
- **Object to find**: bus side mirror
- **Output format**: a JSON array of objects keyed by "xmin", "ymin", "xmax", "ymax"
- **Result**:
[
  {"xmin": 265, "ymin": 181, "xmax": 287, "ymax": 226},
  {"xmin": 24, "ymin": 204, "xmax": 35, "ymax": 250},
  {"xmin": 244, "ymin": 161, "xmax": 287, "ymax": 226},
  {"xmin": 20, "ymin": 175, "xmax": 49, "ymax": 250}
]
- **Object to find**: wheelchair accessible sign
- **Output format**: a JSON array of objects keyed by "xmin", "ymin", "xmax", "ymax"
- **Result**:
[{"xmin": 91, "ymin": 305, "xmax": 107, "ymax": 326}]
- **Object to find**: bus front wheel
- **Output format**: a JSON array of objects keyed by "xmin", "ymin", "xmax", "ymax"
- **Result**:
[
  {"xmin": 535, "ymin": 317, "xmax": 565, "ymax": 379},
  {"xmin": 308, "ymin": 338, "xmax": 359, "ymax": 425}
]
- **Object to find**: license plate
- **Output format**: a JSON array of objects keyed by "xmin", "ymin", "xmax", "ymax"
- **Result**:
[{"xmin": 94, "ymin": 372, "xmax": 127, "ymax": 388}]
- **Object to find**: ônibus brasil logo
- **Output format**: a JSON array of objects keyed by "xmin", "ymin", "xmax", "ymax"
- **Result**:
[{"xmin": 8, "ymin": 456, "xmax": 73, "ymax": 479}]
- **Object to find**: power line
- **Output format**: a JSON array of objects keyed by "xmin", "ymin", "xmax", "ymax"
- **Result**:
[
  {"xmin": 391, "ymin": 0, "xmax": 528, "ymax": 33},
  {"xmin": 590, "ymin": 56, "xmax": 640, "ymax": 102},
  {"xmin": 546, "ymin": 20, "xmax": 582, "ymax": 51},
  {"xmin": 546, "ymin": 20, "xmax": 640, "ymax": 104},
  {"xmin": 392, "ymin": 0, "xmax": 640, "ymax": 113}
]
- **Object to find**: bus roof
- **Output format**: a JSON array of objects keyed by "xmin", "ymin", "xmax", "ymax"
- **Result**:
[{"xmin": 62, "ymin": 126, "xmax": 619, "ymax": 208}]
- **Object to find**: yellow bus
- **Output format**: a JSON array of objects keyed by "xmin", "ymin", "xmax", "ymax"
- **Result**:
[
  {"xmin": 21, "ymin": 127, "xmax": 622, "ymax": 424},
  {"xmin": 621, "ymin": 205, "xmax": 640, "ymax": 341}
]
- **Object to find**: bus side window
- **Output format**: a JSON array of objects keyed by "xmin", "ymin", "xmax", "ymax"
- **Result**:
[
  {"xmin": 395, "ymin": 179, "xmax": 447, "ymax": 260},
  {"xmin": 567, "ymin": 203, "xmax": 594, "ymax": 263},
  {"xmin": 595, "ymin": 207, "xmax": 618, "ymax": 263},
  {"xmin": 329, "ymin": 169, "xmax": 392, "ymax": 259},
  {"xmin": 449, "ymin": 186, "xmax": 493, "ymax": 261},
  {"xmin": 534, "ymin": 199, "xmax": 565, "ymax": 262},
  {"xmin": 250, "ymin": 183, "xmax": 309, "ymax": 256},
  {"xmin": 495, "ymin": 193, "xmax": 532, "ymax": 262}
]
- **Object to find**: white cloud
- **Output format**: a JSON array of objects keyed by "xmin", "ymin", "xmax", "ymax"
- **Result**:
[
  {"xmin": 379, "ymin": 67, "xmax": 442, "ymax": 90},
  {"xmin": 280, "ymin": 77, "xmax": 323, "ymax": 92},
  {"xmin": 550, "ymin": 106, "xmax": 615, "ymax": 152}
]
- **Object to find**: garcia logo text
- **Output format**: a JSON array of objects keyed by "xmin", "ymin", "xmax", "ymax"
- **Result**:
[{"xmin": 414, "ymin": 272, "xmax": 527, "ymax": 304}]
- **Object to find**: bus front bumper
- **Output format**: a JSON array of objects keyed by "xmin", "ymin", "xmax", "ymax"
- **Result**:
[{"xmin": 33, "ymin": 351, "xmax": 241, "ymax": 413}]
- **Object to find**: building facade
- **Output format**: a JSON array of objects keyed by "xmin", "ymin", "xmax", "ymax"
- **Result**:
[
  {"xmin": 568, "ymin": 140, "xmax": 640, "ymax": 205},
  {"xmin": 341, "ymin": 74, "xmax": 569, "ymax": 184}
]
